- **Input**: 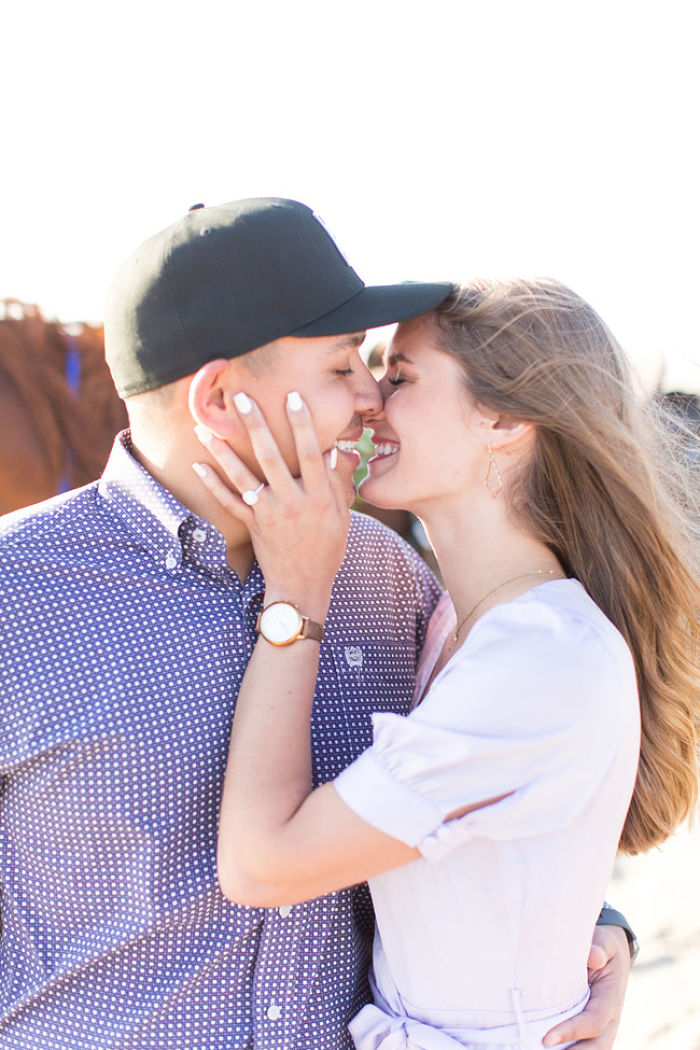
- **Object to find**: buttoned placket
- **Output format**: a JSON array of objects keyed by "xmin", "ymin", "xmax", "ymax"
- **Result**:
[
  {"xmin": 253, "ymin": 894, "xmax": 339, "ymax": 1049},
  {"xmin": 177, "ymin": 516, "xmax": 228, "ymax": 577}
]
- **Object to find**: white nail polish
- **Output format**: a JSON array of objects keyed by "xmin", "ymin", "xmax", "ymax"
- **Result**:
[
  {"xmin": 234, "ymin": 392, "xmax": 253, "ymax": 414},
  {"xmin": 194, "ymin": 424, "xmax": 213, "ymax": 444},
  {"xmin": 329, "ymin": 447, "xmax": 338, "ymax": 470},
  {"xmin": 287, "ymin": 391, "xmax": 303, "ymax": 412},
  {"xmin": 192, "ymin": 462, "xmax": 208, "ymax": 478}
]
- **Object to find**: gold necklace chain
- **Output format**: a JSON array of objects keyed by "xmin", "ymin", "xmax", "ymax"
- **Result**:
[{"xmin": 452, "ymin": 569, "xmax": 564, "ymax": 642}]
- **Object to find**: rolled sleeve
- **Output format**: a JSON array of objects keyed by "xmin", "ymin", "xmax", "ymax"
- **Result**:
[{"xmin": 334, "ymin": 745, "xmax": 443, "ymax": 848}]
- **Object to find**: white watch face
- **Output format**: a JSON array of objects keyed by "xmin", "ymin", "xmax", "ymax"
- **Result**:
[{"xmin": 260, "ymin": 603, "xmax": 303, "ymax": 644}]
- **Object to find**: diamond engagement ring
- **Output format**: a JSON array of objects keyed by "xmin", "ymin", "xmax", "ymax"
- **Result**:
[{"xmin": 241, "ymin": 482, "xmax": 266, "ymax": 506}]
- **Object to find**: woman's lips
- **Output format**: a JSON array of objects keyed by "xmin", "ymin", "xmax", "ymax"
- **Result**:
[{"xmin": 368, "ymin": 440, "xmax": 400, "ymax": 462}]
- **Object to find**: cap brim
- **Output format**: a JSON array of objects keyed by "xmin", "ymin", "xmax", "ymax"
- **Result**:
[{"xmin": 290, "ymin": 281, "xmax": 452, "ymax": 337}]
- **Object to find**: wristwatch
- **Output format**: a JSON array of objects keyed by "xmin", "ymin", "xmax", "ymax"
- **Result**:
[
  {"xmin": 256, "ymin": 601, "xmax": 325, "ymax": 646},
  {"xmin": 598, "ymin": 903, "xmax": 640, "ymax": 964}
]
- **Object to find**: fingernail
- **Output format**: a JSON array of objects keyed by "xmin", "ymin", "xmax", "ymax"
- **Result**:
[
  {"xmin": 192, "ymin": 462, "xmax": 208, "ymax": 478},
  {"xmin": 287, "ymin": 391, "xmax": 303, "ymax": 412},
  {"xmin": 329, "ymin": 447, "xmax": 338, "ymax": 470},
  {"xmin": 194, "ymin": 424, "xmax": 214, "ymax": 444},
  {"xmin": 234, "ymin": 392, "xmax": 252, "ymax": 414}
]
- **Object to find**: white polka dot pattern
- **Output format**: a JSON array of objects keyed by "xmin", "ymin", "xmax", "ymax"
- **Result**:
[{"xmin": 0, "ymin": 432, "xmax": 441, "ymax": 1049}]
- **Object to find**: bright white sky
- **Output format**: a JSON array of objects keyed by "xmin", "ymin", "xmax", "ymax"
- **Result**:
[{"xmin": 2, "ymin": 0, "xmax": 699, "ymax": 391}]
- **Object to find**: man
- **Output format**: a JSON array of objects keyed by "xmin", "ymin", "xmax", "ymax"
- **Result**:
[{"xmin": 0, "ymin": 199, "xmax": 633, "ymax": 1049}]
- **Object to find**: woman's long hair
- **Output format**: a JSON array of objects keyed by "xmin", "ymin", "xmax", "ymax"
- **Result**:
[{"xmin": 433, "ymin": 278, "xmax": 699, "ymax": 854}]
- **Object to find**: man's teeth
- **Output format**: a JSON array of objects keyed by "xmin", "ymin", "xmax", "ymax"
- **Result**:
[{"xmin": 333, "ymin": 439, "xmax": 398, "ymax": 457}]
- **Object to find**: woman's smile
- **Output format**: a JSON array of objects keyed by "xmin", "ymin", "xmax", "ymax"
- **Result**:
[
  {"xmin": 359, "ymin": 314, "xmax": 481, "ymax": 511},
  {"xmin": 367, "ymin": 437, "xmax": 400, "ymax": 464}
]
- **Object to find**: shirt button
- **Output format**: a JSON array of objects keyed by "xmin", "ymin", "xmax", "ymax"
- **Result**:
[
  {"xmin": 165, "ymin": 553, "xmax": 177, "ymax": 570},
  {"xmin": 266, "ymin": 1002, "xmax": 282, "ymax": 1021},
  {"xmin": 192, "ymin": 527, "xmax": 206, "ymax": 543},
  {"xmin": 278, "ymin": 905, "xmax": 292, "ymax": 917}
]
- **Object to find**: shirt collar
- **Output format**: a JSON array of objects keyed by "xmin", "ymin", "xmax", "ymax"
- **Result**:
[{"xmin": 98, "ymin": 430, "xmax": 242, "ymax": 581}]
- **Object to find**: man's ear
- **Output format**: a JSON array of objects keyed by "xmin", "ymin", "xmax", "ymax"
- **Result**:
[
  {"xmin": 486, "ymin": 416, "xmax": 536, "ymax": 452},
  {"xmin": 188, "ymin": 359, "xmax": 236, "ymax": 435}
]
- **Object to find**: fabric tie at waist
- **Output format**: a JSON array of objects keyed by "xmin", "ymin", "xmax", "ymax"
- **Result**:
[
  {"xmin": 351, "ymin": 936, "xmax": 585, "ymax": 1049},
  {"xmin": 348, "ymin": 999, "xmax": 579, "ymax": 1050},
  {"xmin": 350, "ymin": 1003, "xmax": 483, "ymax": 1050},
  {"xmin": 349, "ymin": 995, "xmax": 584, "ymax": 1050}
]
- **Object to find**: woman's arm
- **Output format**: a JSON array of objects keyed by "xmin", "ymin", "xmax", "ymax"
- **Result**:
[{"xmin": 217, "ymin": 632, "xmax": 419, "ymax": 905}]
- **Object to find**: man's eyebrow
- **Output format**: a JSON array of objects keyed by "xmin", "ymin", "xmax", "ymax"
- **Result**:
[{"xmin": 325, "ymin": 333, "xmax": 366, "ymax": 353}]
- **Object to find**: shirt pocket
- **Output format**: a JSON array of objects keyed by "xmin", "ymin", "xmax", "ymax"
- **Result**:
[{"xmin": 331, "ymin": 642, "xmax": 418, "ymax": 751}]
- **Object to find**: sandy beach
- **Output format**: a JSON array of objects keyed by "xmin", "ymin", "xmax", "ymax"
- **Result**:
[{"xmin": 609, "ymin": 821, "xmax": 700, "ymax": 1049}]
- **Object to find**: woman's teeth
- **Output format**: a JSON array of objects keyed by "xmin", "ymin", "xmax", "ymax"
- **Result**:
[{"xmin": 372, "ymin": 443, "xmax": 398, "ymax": 457}]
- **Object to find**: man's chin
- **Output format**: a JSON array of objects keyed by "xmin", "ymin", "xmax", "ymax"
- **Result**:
[
  {"xmin": 341, "ymin": 473, "xmax": 359, "ymax": 509},
  {"xmin": 327, "ymin": 449, "xmax": 358, "ymax": 508}
]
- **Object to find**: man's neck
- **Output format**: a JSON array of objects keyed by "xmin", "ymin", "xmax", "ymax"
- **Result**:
[{"xmin": 129, "ymin": 434, "xmax": 256, "ymax": 581}]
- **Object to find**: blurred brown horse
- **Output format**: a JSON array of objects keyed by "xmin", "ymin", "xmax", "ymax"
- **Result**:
[{"xmin": 0, "ymin": 300, "xmax": 127, "ymax": 515}]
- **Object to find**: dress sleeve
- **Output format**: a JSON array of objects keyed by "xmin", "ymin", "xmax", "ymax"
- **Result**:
[{"xmin": 334, "ymin": 594, "xmax": 638, "ymax": 862}]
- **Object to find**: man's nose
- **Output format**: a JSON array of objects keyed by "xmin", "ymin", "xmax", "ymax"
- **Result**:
[{"xmin": 353, "ymin": 354, "xmax": 383, "ymax": 415}]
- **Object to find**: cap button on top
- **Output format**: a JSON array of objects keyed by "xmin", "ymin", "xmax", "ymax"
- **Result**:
[{"xmin": 278, "ymin": 905, "xmax": 292, "ymax": 918}]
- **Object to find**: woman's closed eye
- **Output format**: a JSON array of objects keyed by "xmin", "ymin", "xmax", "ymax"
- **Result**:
[{"xmin": 387, "ymin": 368, "xmax": 405, "ymax": 387}]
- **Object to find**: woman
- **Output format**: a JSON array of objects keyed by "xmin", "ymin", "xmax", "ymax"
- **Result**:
[{"xmin": 194, "ymin": 279, "xmax": 699, "ymax": 1049}]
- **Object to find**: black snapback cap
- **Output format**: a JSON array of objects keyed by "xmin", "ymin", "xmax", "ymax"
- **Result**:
[{"xmin": 104, "ymin": 197, "xmax": 451, "ymax": 397}]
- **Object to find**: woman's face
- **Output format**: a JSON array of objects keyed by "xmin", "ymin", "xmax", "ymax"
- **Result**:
[{"xmin": 359, "ymin": 314, "xmax": 489, "ymax": 513}]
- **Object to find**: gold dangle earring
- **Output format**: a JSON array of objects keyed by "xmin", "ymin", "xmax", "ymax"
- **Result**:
[{"xmin": 484, "ymin": 442, "xmax": 503, "ymax": 498}]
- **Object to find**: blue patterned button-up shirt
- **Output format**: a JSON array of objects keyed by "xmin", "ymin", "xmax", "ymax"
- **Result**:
[{"xmin": 0, "ymin": 433, "xmax": 440, "ymax": 1050}]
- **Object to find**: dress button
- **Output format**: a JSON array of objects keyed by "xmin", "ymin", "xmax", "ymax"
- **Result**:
[
  {"xmin": 192, "ymin": 527, "xmax": 206, "ymax": 543},
  {"xmin": 165, "ymin": 553, "xmax": 177, "ymax": 570},
  {"xmin": 267, "ymin": 1002, "xmax": 282, "ymax": 1021},
  {"xmin": 278, "ymin": 905, "xmax": 292, "ymax": 918}
]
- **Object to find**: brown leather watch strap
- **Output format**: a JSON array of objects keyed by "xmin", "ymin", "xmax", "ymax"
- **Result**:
[{"xmin": 299, "ymin": 616, "xmax": 324, "ymax": 643}]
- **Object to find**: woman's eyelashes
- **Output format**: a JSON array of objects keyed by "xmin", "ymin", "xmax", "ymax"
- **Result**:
[{"xmin": 387, "ymin": 368, "xmax": 405, "ymax": 387}]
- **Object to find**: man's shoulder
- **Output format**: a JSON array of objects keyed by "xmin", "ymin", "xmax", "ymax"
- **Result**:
[
  {"xmin": 331, "ymin": 512, "xmax": 441, "ymax": 644},
  {"xmin": 0, "ymin": 482, "xmax": 103, "ymax": 560},
  {"xmin": 345, "ymin": 510, "xmax": 439, "ymax": 589}
]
